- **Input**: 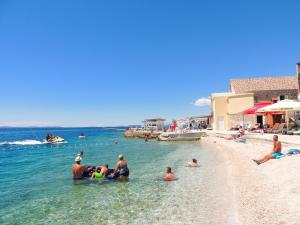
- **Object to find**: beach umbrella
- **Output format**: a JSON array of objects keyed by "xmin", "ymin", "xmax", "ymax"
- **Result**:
[
  {"xmin": 243, "ymin": 101, "xmax": 272, "ymax": 114},
  {"xmin": 257, "ymin": 100, "xmax": 300, "ymax": 113},
  {"xmin": 257, "ymin": 100, "xmax": 300, "ymax": 131}
]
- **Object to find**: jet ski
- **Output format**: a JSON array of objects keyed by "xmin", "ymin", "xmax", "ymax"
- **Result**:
[{"xmin": 46, "ymin": 136, "xmax": 65, "ymax": 143}]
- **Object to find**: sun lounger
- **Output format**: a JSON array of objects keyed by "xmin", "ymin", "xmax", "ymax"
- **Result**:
[
  {"xmin": 266, "ymin": 123, "xmax": 279, "ymax": 133},
  {"xmin": 273, "ymin": 123, "xmax": 285, "ymax": 134},
  {"xmin": 293, "ymin": 130, "xmax": 300, "ymax": 135}
]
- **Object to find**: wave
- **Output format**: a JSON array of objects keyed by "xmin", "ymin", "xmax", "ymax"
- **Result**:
[{"xmin": 0, "ymin": 139, "xmax": 45, "ymax": 146}]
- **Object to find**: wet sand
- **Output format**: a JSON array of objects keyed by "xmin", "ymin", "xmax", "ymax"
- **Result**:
[{"xmin": 203, "ymin": 135, "xmax": 300, "ymax": 225}]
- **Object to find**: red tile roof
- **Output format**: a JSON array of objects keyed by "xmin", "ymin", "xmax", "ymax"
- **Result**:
[{"xmin": 230, "ymin": 76, "xmax": 298, "ymax": 93}]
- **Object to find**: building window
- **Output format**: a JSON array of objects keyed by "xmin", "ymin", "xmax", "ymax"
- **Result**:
[{"xmin": 279, "ymin": 95, "xmax": 285, "ymax": 100}]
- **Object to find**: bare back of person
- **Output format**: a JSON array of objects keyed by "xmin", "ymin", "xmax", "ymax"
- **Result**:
[
  {"xmin": 72, "ymin": 164, "xmax": 87, "ymax": 179},
  {"xmin": 273, "ymin": 140, "xmax": 282, "ymax": 153},
  {"xmin": 100, "ymin": 166, "xmax": 109, "ymax": 176}
]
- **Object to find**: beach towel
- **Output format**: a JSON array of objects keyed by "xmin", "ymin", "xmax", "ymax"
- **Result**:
[{"xmin": 287, "ymin": 149, "xmax": 300, "ymax": 155}]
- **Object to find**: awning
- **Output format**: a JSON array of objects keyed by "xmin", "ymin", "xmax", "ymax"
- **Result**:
[{"xmin": 243, "ymin": 101, "xmax": 272, "ymax": 115}]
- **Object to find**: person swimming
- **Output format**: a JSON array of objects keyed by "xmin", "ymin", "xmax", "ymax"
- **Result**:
[
  {"xmin": 163, "ymin": 167, "xmax": 176, "ymax": 181},
  {"xmin": 114, "ymin": 154, "xmax": 129, "ymax": 178},
  {"xmin": 187, "ymin": 158, "xmax": 199, "ymax": 167}
]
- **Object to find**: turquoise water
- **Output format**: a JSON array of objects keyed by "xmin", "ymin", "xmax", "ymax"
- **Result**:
[{"xmin": 0, "ymin": 128, "xmax": 233, "ymax": 225}]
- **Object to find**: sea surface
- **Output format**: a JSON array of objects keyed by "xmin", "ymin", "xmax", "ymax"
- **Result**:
[{"xmin": 0, "ymin": 127, "xmax": 234, "ymax": 225}]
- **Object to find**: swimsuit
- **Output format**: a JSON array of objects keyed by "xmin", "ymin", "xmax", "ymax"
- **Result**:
[
  {"xmin": 119, "ymin": 164, "xmax": 129, "ymax": 176},
  {"xmin": 272, "ymin": 152, "xmax": 285, "ymax": 159}
]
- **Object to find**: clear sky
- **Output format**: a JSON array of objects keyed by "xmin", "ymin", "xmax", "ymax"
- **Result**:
[{"xmin": 0, "ymin": 0, "xmax": 299, "ymax": 126}]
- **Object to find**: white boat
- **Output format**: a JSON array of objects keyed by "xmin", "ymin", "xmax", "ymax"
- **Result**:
[
  {"xmin": 158, "ymin": 130, "xmax": 204, "ymax": 141},
  {"xmin": 79, "ymin": 135, "xmax": 85, "ymax": 139}
]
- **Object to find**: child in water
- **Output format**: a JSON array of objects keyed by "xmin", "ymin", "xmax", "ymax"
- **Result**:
[{"xmin": 163, "ymin": 167, "xmax": 176, "ymax": 181}]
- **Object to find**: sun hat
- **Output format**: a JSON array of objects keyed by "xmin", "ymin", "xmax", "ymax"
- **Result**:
[
  {"xmin": 118, "ymin": 154, "xmax": 123, "ymax": 159},
  {"xmin": 75, "ymin": 156, "xmax": 82, "ymax": 162}
]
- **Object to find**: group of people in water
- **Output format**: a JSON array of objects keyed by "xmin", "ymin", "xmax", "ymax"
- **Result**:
[
  {"xmin": 72, "ymin": 152, "xmax": 130, "ymax": 181},
  {"xmin": 72, "ymin": 151, "xmax": 199, "ymax": 182}
]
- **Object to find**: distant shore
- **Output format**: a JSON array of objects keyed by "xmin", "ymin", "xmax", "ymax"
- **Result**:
[{"xmin": 203, "ymin": 133, "xmax": 300, "ymax": 225}]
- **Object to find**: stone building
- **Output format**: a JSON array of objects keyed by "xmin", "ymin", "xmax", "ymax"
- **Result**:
[{"xmin": 230, "ymin": 63, "xmax": 300, "ymax": 102}]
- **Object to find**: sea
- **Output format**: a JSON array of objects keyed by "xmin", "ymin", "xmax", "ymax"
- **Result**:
[{"xmin": 0, "ymin": 127, "xmax": 235, "ymax": 225}]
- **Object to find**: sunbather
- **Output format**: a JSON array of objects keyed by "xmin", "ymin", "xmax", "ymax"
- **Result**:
[{"xmin": 253, "ymin": 135, "xmax": 283, "ymax": 165}]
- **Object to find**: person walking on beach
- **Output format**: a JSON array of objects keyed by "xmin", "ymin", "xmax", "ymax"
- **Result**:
[
  {"xmin": 163, "ymin": 167, "xmax": 176, "ymax": 181},
  {"xmin": 114, "ymin": 154, "xmax": 129, "ymax": 179},
  {"xmin": 253, "ymin": 135, "xmax": 283, "ymax": 165},
  {"xmin": 72, "ymin": 156, "xmax": 89, "ymax": 179}
]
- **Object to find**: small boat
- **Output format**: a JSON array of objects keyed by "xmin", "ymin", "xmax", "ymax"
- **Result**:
[
  {"xmin": 47, "ymin": 136, "xmax": 65, "ymax": 143},
  {"xmin": 158, "ymin": 130, "xmax": 203, "ymax": 141},
  {"xmin": 79, "ymin": 133, "xmax": 85, "ymax": 139}
]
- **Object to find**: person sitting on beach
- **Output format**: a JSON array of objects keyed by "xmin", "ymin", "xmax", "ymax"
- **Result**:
[
  {"xmin": 114, "ymin": 154, "xmax": 129, "ymax": 178},
  {"xmin": 91, "ymin": 164, "xmax": 109, "ymax": 179},
  {"xmin": 253, "ymin": 135, "xmax": 283, "ymax": 165},
  {"xmin": 163, "ymin": 167, "xmax": 176, "ymax": 181},
  {"xmin": 187, "ymin": 158, "xmax": 199, "ymax": 167},
  {"xmin": 72, "ymin": 156, "xmax": 90, "ymax": 179}
]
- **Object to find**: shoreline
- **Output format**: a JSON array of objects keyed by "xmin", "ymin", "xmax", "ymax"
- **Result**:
[{"xmin": 202, "ymin": 134, "xmax": 300, "ymax": 225}]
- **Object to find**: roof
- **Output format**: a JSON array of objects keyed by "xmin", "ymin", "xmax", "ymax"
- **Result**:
[
  {"xmin": 211, "ymin": 92, "xmax": 253, "ymax": 98},
  {"xmin": 230, "ymin": 76, "xmax": 298, "ymax": 93},
  {"xmin": 142, "ymin": 118, "xmax": 165, "ymax": 122}
]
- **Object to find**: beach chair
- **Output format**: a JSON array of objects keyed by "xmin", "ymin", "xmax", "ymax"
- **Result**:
[
  {"xmin": 283, "ymin": 124, "xmax": 294, "ymax": 135},
  {"xmin": 273, "ymin": 123, "xmax": 285, "ymax": 134},
  {"xmin": 266, "ymin": 123, "xmax": 279, "ymax": 133}
]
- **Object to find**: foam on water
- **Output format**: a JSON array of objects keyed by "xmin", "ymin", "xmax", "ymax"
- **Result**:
[{"xmin": 0, "ymin": 139, "xmax": 44, "ymax": 145}]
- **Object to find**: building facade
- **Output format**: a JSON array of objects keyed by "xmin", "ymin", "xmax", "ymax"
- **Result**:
[{"xmin": 211, "ymin": 93, "xmax": 255, "ymax": 131}]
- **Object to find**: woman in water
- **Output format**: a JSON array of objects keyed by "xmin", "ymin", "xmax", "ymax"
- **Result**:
[
  {"xmin": 114, "ymin": 154, "xmax": 129, "ymax": 179},
  {"xmin": 163, "ymin": 167, "xmax": 176, "ymax": 181}
]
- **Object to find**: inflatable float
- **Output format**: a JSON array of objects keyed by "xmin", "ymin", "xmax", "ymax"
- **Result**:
[{"xmin": 83, "ymin": 167, "xmax": 121, "ymax": 180}]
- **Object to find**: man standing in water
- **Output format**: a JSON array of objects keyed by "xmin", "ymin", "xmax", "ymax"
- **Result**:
[
  {"xmin": 253, "ymin": 135, "xmax": 283, "ymax": 165},
  {"xmin": 72, "ymin": 156, "xmax": 89, "ymax": 179}
]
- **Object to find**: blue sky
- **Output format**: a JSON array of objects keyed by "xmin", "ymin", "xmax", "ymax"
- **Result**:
[{"xmin": 0, "ymin": 0, "xmax": 299, "ymax": 126}]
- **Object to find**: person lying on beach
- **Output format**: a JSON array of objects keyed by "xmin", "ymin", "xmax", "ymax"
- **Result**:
[
  {"xmin": 91, "ymin": 164, "xmax": 109, "ymax": 179},
  {"xmin": 72, "ymin": 156, "xmax": 90, "ymax": 179},
  {"xmin": 253, "ymin": 135, "xmax": 283, "ymax": 165},
  {"xmin": 187, "ymin": 158, "xmax": 199, "ymax": 167},
  {"xmin": 114, "ymin": 154, "xmax": 129, "ymax": 178},
  {"xmin": 163, "ymin": 167, "xmax": 176, "ymax": 181}
]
